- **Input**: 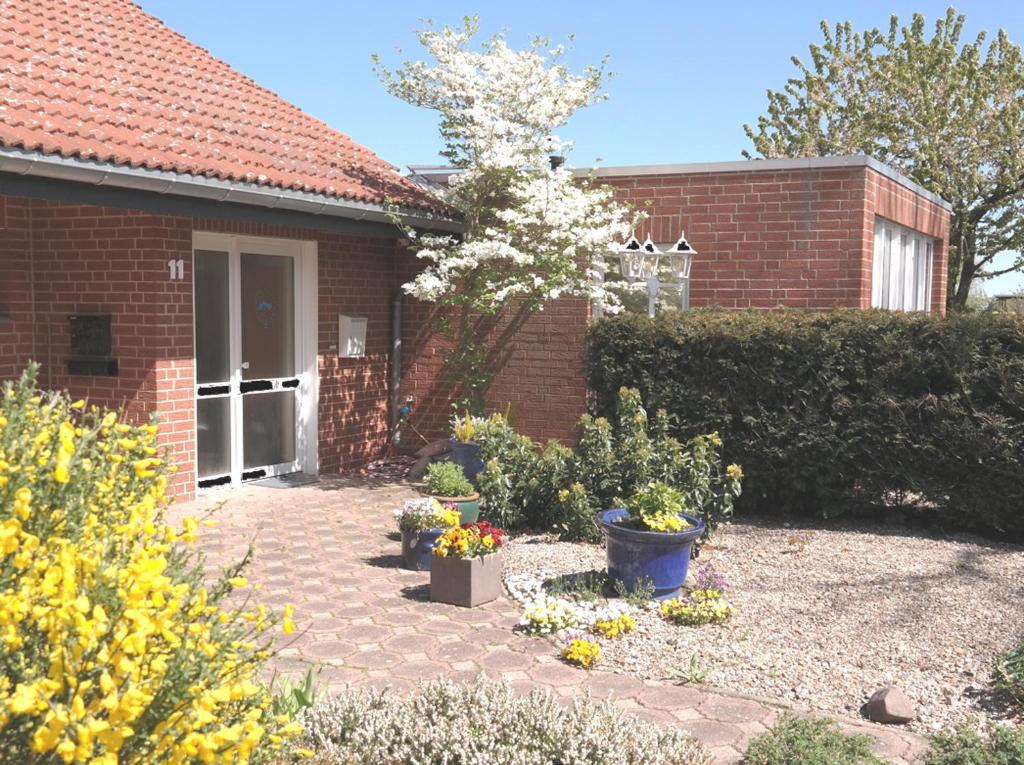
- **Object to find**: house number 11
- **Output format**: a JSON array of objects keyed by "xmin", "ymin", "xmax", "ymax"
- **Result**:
[{"xmin": 167, "ymin": 258, "xmax": 185, "ymax": 280}]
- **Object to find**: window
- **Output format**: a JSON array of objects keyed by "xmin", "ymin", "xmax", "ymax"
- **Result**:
[{"xmin": 872, "ymin": 218, "xmax": 934, "ymax": 312}]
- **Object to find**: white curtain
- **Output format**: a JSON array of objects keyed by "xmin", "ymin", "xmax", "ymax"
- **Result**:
[{"xmin": 872, "ymin": 219, "xmax": 934, "ymax": 312}]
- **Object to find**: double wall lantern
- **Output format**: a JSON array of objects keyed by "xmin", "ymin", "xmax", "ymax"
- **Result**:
[{"xmin": 615, "ymin": 231, "xmax": 697, "ymax": 317}]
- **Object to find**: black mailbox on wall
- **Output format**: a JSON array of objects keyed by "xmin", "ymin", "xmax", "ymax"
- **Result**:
[{"xmin": 67, "ymin": 314, "xmax": 118, "ymax": 376}]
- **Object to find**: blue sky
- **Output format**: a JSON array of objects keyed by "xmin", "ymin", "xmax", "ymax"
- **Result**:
[{"xmin": 140, "ymin": 0, "xmax": 1024, "ymax": 294}]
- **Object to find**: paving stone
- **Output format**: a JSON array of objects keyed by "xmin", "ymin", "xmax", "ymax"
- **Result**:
[
  {"xmin": 638, "ymin": 683, "xmax": 708, "ymax": 711},
  {"xmin": 479, "ymin": 648, "xmax": 530, "ymax": 672},
  {"xmin": 300, "ymin": 640, "xmax": 357, "ymax": 660},
  {"xmin": 391, "ymin": 660, "xmax": 449, "ymax": 681},
  {"xmin": 428, "ymin": 640, "xmax": 485, "ymax": 664},
  {"xmin": 172, "ymin": 480, "xmax": 924, "ymax": 765},
  {"xmin": 343, "ymin": 650, "xmax": 402, "ymax": 669},
  {"xmin": 701, "ymin": 696, "xmax": 774, "ymax": 725}
]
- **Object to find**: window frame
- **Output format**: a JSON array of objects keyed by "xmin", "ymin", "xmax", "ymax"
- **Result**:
[{"xmin": 871, "ymin": 218, "xmax": 934, "ymax": 312}]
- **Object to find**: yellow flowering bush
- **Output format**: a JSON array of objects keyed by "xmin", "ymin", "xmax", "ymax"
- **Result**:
[
  {"xmin": 0, "ymin": 366, "xmax": 297, "ymax": 764},
  {"xmin": 562, "ymin": 639, "xmax": 601, "ymax": 669},
  {"xmin": 660, "ymin": 589, "xmax": 735, "ymax": 626}
]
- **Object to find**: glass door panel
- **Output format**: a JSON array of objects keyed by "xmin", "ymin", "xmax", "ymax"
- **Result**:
[
  {"xmin": 240, "ymin": 253, "xmax": 294, "ymax": 380},
  {"xmin": 242, "ymin": 392, "xmax": 296, "ymax": 469},
  {"xmin": 196, "ymin": 397, "xmax": 231, "ymax": 478},
  {"xmin": 195, "ymin": 250, "xmax": 231, "ymax": 384},
  {"xmin": 194, "ymin": 250, "xmax": 232, "ymax": 482}
]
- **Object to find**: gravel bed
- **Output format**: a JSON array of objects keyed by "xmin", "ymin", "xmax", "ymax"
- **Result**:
[{"xmin": 503, "ymin": 519, "xmax": 1024, "ymax": 734}]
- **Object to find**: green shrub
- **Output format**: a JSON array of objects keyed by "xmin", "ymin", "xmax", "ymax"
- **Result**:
[
  {"xmin": 588, "ymin": 309, "xmax": 1024, "ymax": 538},
  {"xmin": 425, "ymin": 461, "xmax": 474, "ymax": 497},
  {"xmin": 295, "ymin": 676, "xmax": 709, "ymax": 764},
  {"xmin": 476, "ymin": 390, "xmax": 739, "ymax": 548},
  {"xmin": 924, "ymin": 725, "xmax": 1024, "ymax": 765},
  {"xmin": 993, "ymin": 640, "xmax": 1024, "ymax": 709},
  {"xmin": 740, "ymin": 715, "xmax": 885, "ymax": 765}
]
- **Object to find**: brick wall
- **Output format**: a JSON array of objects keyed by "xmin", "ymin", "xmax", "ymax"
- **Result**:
[
  {"xmin": 0, "ymin": 196, "xmax": 34, "ymax": 379},
  {"xmin": 0, "ymin": 194, "xmax": 407, "ymax": 501},
  {"xmin": 600, "ymin": 163, "xmax": 950, "ymax": 311},
  {"xmin": 863, "ymin": 167, "xmax": 950, "ymax": 312},
  {"xmin": 397, "ymin": 248, "xmax": 589, "ymax": 446}
]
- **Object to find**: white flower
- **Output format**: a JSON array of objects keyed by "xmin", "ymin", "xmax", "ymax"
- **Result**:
[{"xmin": 376, "ymin": 19, "xmax": 636, "ymax": 315}]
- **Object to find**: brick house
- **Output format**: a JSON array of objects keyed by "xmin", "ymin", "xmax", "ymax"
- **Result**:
[
  {"xmin": 0, "ymin": 0, "xmax": 465, "ymax": 500},
  {"xmin": 405, "ymin": 160, "xmax": 952, "ymax": 441},
  {"xmin": 0, "ymin": 0, "xmax": 951, "ymax": 502}
]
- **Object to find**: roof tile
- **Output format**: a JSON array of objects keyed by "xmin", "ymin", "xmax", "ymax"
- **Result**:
[{"xmin": 0, "ymin": 0, "xmax": 447, "ymax": 215}]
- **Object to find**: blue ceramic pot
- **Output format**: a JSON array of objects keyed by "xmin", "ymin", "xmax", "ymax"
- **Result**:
[
  {"xmin": 401, "ymin": 528, "xmax": 445, "ymax": 572},
  {"xmin": 448, "ymin": 438, "xmax": 484, "ymax": 486},
  {"xmin": 597, "ymin": 508, "xmax": 706, "ymax": 600}
]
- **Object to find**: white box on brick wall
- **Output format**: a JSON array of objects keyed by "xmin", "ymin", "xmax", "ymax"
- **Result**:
[{"xmin": 338, "ymin": 315, "xmax": 367, "ymax": 358}]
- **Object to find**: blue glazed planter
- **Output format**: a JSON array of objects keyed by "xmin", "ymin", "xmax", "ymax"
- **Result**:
[
  {"xmin": 448, "ymin": 438, "xmax": 484, "ymax": 486},
  {"xmin": 597, "ymin": 508, "xmax": 706, "ymax": 600},
  {"xmin": 401, "ymin": 528, "xmax": 445, "ymax": 572}
]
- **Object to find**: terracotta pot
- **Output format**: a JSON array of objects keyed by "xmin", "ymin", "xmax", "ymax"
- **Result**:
[{"xmin": 429, "ymin": 552, "xmax": 503, "ymax": 608}]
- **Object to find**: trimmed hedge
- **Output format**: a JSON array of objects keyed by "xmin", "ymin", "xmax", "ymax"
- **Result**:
[{"xmin": 587, "ymin": 309, "xmax": 1024, "ymax": 539}]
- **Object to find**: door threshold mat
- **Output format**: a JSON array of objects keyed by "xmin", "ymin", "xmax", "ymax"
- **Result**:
[{"xmin": 251, "ymin": 472, "xmax": 320, "ymax": 489}]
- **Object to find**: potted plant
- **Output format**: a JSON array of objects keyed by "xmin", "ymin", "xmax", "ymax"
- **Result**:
[
  {"xmin": 430, "ymin": 521, "xmax": 505, "ymax": 607},
  {"xmin": 448, "ymin": 413, "xmax": 485, "ymax": 485},
  {"xmin": 597, "ymin": 482, "xmax": 706, "ymax": 601},
  {"xmin": 424, "ymin": 461, "xmax": 480, "ymax": 524},
  {"xmin": 394, "ymin": 497, "xmax": 461, "ymax": 572}
]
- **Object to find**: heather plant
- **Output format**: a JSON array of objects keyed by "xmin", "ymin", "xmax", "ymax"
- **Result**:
[
  {"xmin": 740, "ymin": 715, "xmax": 885, "ymax": 765},
  {"xmin": 0, "ymin": 366, "xmax": 298, "ymax": 764},
  {"xmin": 993, "ymin": 640, "xmax": 1024, "ymax": 709},
  {"xmin": 296, "ymin": 676, "xmax": 710, "ymax": 764},
  {"xmin": 924, "ymin": 725, "xmax": 1024, "ymax": 765}
]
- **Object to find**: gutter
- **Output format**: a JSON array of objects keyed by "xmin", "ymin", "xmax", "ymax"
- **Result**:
[
  {"xmin": 0, "ymin": 146, "xmax": 464, "ymax": 233},
  {"xmin": 408, "ymin": 155, "xmax": 952, "ymax": 213}
]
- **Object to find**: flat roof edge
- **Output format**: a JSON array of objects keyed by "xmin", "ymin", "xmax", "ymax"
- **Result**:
[{"xmin": 578, "ymin": 155, "xmax": 952, "ymax": 211}]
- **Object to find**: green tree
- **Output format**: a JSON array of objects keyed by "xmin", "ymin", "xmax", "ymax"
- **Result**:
[{"xmin": 744, "ymin": 8, "xmax": 1024, "ymax": 309}]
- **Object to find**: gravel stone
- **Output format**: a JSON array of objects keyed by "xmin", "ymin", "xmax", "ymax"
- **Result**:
[{"xmin": 502, "ymin": 519, "xmax": 1024, "ymax": 734}]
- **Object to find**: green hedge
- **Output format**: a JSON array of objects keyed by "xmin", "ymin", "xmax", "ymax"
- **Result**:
[{"xmin": 587, "ymin": 309, "xmax": 1024, "ymax": 539}]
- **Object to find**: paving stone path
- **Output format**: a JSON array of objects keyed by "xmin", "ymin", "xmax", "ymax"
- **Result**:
[{"xmin": 170, "ymin": 477, "xmax": 926, "ymax": 764}]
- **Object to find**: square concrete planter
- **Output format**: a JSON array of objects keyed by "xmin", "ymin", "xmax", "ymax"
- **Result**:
[{"xmin": 429, "ymin": 552, "xmax": 503, "ymax": 608}]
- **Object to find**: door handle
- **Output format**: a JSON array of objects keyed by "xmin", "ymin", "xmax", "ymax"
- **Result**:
[{"xmin": 240, "ymin": 362, "xmax": 250, "ymax": 370}]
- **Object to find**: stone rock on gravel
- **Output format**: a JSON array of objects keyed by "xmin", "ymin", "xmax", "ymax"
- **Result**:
[{"xmin": 866, "ymin": 686, "xmax": 916, "ymax": 724}]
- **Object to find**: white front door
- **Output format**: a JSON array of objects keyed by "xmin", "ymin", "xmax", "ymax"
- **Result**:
[{"xmin": 192, "ymin": 233, "xmax": 318, "ymax": 489}]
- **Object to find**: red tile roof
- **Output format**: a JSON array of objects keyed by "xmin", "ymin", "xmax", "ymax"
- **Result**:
[{"xmin": 0, "ymin": 0, "xmax": 448, "ymax": 215}]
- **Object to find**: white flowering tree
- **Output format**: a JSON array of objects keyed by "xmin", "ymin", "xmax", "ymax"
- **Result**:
[{"xmin": 374, "ymin": 18, "xmax": 635, "ymax": 411}]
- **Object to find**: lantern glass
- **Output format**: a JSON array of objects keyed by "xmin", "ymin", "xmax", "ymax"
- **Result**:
[
  {"xmin": 669, "ymin": 252, "xmax": 693, "ymax": 280},
  {"xmin": 618, "ymin": 252, "xmax": 661, "ymax": 281}
]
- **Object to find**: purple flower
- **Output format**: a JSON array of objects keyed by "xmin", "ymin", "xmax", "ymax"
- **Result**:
[{"xmin": 693, "ymin": 563, "xmax": 729, "ymax": 593}]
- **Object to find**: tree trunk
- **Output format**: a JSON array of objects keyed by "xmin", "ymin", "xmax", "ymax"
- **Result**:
[{"xmin": 947, "ymin": 214, "xmax": 976, "ymax": 311}]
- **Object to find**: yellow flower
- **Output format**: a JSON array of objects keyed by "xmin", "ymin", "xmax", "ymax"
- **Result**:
[
  {"xmin": 8, "ymin": 682, "xmax": 41, "ymax": 714},
  {"xmin": 562, "ymin": 639, "xmax": 601, "ymax": 668}
]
